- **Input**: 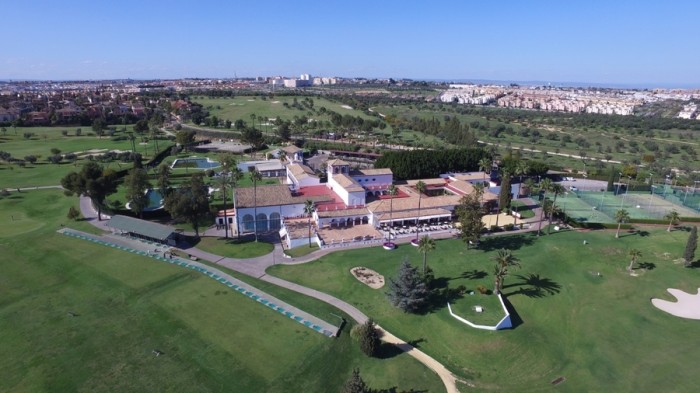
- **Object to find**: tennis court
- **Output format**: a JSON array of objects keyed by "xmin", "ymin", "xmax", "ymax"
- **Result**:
[{"xmin": 553, "ymin": 189, "xmax": 700, "ymax": 224}]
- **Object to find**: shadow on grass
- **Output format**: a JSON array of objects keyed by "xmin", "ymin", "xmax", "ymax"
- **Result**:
[
  {"xmin": 501, "ymin": 295, "xmax": 523, "ymax": 328},
  {"xmin": 376, "ymin": 342, "xmax": 405, "ymax": 359},
  {"xmin": 457, "ymin": 269, "xmax": 488, "ymax": 280},
  {"xmin": 375, "ymin": 388, "xmax": 428, "ymax": 393},
  {"xmin": 479, "ymin": 233, "xmax": 537, "ymax": 252},
  {"xmin": 637, "ymin": 262, "xmax": 656, "ymax": 270},
  {"xmin": 502, "ymin": 273, "xmax": 561, "ymax": 298}
]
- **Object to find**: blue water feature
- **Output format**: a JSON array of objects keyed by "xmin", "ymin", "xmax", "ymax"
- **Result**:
[{"xmin": 171, "ymin": 158, "xmax": 220, "ymax": 170}]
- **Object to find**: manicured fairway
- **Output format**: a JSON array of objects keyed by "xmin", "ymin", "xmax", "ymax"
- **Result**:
[
  {"xmin": 0, "ymin": 190, "xmax": 444, "ymax": 392},
  {"xmin": 269, "ymin": 228, "xmax": 700, "ymax": 392},
  {"xmin": 195, "ymin": 236, "xmax": 274, "ymax": 258}
]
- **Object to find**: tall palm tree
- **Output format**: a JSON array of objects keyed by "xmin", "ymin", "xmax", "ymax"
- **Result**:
[
  {"xmin": 218, "ymin": 153, "xmax": 237, "ymax": 239},
  {"xmin": 218, "ymin": 172, "xmax": 232, "ymax": 238},
  {"xmin": 478, "ymin": 157, "xmax": 492, "ymax": 204},
  {"xmin": 615, "ymin": 209, "xmax": 630, "ymax": 238},
  {"xmin": 230, "ymin": 167, "xmax": 243, "ymax": 239},
  {"xmin": 515, "ymin": 160, "xmax": 529, "ymax": 198},
  {"xmin": 546, "ymin": 184, "xmax": 566, "ymax": 235},
  {"xmin": 250, "ymin": 113, "xmax": 257, "ymax": 130},
  {"xmin": 417, "ymin": 235, "xmax": 436, "ymax": 275},
  {"xmin": 492, "ymin": 248, "xmax": 520, "ymax": 294},
  {"xmin": 386, "ymin": 184, "xmax": 397, "ymax": 234},
  {"xmin": 415, "ymin": 181, "xmax": 426, "ymax": 241},
  {"xmin": 628, "ymin": 249, "xmax": 642, "ymax": 272},
  {"xmin": 537, "ymin": 178, "xmax": 552, "ymax": 236},
  {"xmin": 304, "ymin": 199, "xmax": 315, "ymax": 247},
  {"xmin": 250, "ymin": 170, "xmax": 262, "ymax": 242},
  {"xmin": 523, "ymin": 178, "xmax": 536, "ymax": 198},
  {"xmin": 664, "ymin": 210, "xmax": 680, "ymax": 232}
]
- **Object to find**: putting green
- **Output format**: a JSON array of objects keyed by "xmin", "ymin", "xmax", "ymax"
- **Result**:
[{"xmin": 0, "ymin": 210, "xmax": 44, "ymax": 236}]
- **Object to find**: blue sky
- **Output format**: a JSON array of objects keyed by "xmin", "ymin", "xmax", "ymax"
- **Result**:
[{"xmin": 2, "ymin": 0, "xmax": 698, "ymax": 87}]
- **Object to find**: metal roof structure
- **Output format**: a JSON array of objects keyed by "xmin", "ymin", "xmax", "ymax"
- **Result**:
[{"xmin": 106, "ymin": 215, "xmax": 176, "ymax": 240}]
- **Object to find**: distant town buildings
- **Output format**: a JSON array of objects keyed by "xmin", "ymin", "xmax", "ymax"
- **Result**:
[{"xmin": 439, "ymin": 84, "xmax": 699, "ymax": 116}]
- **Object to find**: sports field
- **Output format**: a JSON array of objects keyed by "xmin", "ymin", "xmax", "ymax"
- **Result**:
[
  {"xmin": 270, "ymin": 227, "xmax": 700, "ymax": 391},
  {"xmin": 556, "ymin": 190, "xmax": 700, "ymax": 223},
  {"xmin": 0, "ymin": 190, "xmax": 443, "ymax": 392}
]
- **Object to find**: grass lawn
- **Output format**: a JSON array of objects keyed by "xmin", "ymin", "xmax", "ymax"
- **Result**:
[
  {"xmin": 511, "ymin": 200, "xmax": 535, "ymax": 219},
  {"xmin": 285, "ymin": 244, "xmax": 320, "ymax": 258},
  {"xmin": 0, "ymin": 126, "xmax": 172, "ymax": 188},
  {"xmin": 449, "ymin": 292, "xmax": 506, "ymax": 327},
  {"xmin": 269, "ymin": 228, "xmax": 700, "ymax": 391},
  {"xmin": 0, "ymin": 189, "xmax": 444, "ymax": 392},
  {"xmin": 195, "ymin": 236, "xmax": 274, "ymax": 258}
]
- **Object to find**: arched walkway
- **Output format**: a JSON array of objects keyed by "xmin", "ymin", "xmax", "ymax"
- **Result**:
[
  {"xmin": 269, "ymin": 212, "xmax": 281, "ymax": 230},
  {"xmin": 256, "ymin": 213, "xmax": 268, "ymax": 232},
  {"xmin": 243, "ymin": 214, "xmax": 254, "ymax": 231}
]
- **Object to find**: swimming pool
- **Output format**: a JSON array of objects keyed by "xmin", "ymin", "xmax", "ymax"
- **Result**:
[
  {"xmin": 171, "ymin": 157, "xmax": 220, "ymax": 169},
  {"xmin": 126, "ymin": 189, "xmax": 164, "ymax": 211}
]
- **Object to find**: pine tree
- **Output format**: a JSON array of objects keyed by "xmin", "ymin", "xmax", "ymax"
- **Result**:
[
  {"xmin": 67, "ymin": 206, "xmax": 80, "ymax": 221},
  {"xmin": 353, "ymin": 318, "xmax": 381, "ymax": 357},
  {"xmin": 342, "ymin": 368, "xmax": 369, "ymax": 393},
  {"xmin": 386, "ymin": 258, "xmax": 429, "ymax": 313},
  {"xmin": 684, "ymin": 226, "xmax": 698, "ymax": 267}
]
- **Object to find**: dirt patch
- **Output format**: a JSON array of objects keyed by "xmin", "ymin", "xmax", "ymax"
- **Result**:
[{"xmin": 350, "ymin": 267, "xmax": 385, "ymax": 289}]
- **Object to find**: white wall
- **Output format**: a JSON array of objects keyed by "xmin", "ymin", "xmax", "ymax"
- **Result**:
[{"xmin": 351, "ymin": 173, "xmax": 392, "ymax": 188}]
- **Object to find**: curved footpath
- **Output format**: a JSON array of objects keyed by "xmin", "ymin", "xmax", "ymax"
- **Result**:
[{"xmin": 76, "ymin": 195, "xmax": 547, "ymax": 393}]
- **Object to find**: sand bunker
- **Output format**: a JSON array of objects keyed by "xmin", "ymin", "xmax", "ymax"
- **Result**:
[
  {"xmin": 350, "ymin": 267, "xmax": 385, "ymax": 289},
  {"xmin": 651, "ymin": 288, "xmax": 700, "ymax": 320}
]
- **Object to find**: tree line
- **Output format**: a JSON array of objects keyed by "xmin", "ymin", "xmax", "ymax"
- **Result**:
[{"xmin": 374, "ymin": 148, "xmax": 489, "ymax": 180}]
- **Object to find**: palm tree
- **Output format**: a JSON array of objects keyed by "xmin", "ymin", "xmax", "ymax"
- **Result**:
[
  {"xmin": 615, "ymin": 209, "xmax": 630, "ymax": 238},
  {"xmin": 278, "ymin": 149, "xmax": 287, "ymax": 163},
  {"xmin": 523, "ymin": 178, "xmax": 536, "ymax": 198},
  {"xmin": 386, "ymin": 184, "xmax": 397, "ymax": 234},
  {"xmin": 515, "ymin": 160, "xmax": 529, "ymax": 198},
  {"xmin": 230, "ymin": 167, "xmax": 243, "ymax": 239},
  {"xmin": 537, "ymin": 178, "xmax": 552, "ymax": 236},
  {"xmin": 417, "ymin": 235, "xmax": 436, "ymax": 275},
  {"xmin": 478, "ymin": 157, "xmax": 492, "ymax": 204},
  {"xmin": 218, "ymin": 172, "xmax": 232, "ymax": 238},
  {"xmin": 546, "ymin": 184, "xmax": 566, "ymax": 235},
  {"xmin": 250, "ymin": 170, "xmax": 262, "ymax": 242},
  {"xmin": 492, "ymin": 248, "xmax": 520, "ymax": 294},
  {"xmin": 628, "ymin": 249, "xmax": 642, "ymax": 272},
  {"xmin": 250, "ymin": 113, "xmax": 257, "ymax": 130},
  {"xmin": 664, "ymin": 210, "xmax": 680, "ymax": 232},
  {"xmin": 304, "ymin": 199, "xmax": 315, "ymax": 247},
  {"xmin": 415, "ymin": 181, "xmax": 426, "ymax": 241},
  {"xmin": 218, "ymin": 153, "xmax": 237, "ymax": 239}
]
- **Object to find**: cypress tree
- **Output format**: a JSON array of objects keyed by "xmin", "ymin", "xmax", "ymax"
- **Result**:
[
  {"xmin": 684, "ymin": 226, "xmax": 698, "ymax": 267},
  {"xmin": 342, "ymin": 368, "xmax": 369, "ymax": 393},
  {"xmin": 607, "ymin": 167, "xmax": 616, "ymax": 192}
]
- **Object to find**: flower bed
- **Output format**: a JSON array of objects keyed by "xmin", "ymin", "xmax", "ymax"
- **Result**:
[{"xmin": 383, "ymin": 242, "xmax": 396, "ymax": 250}]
